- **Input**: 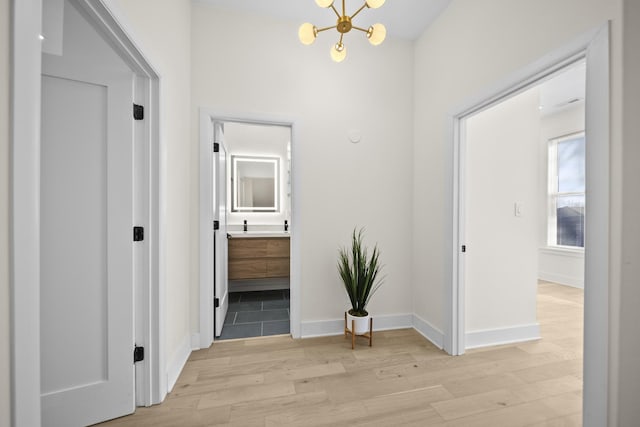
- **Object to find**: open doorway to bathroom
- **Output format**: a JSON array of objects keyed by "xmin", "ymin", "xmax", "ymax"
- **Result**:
[{"xmin": 216, "ymin": 121, "xmax": 292, "ymax": 340}]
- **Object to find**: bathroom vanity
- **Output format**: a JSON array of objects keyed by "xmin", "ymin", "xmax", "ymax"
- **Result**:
[{"xmin": 227, "ymin": 233, "xmax": 290, "ymax": 287}]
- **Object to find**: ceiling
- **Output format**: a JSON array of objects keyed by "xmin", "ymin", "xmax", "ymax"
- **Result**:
[
  {"xmin": 539, "ymin": 60, "xmax": 586, "ymax": 116},
  {"xmin": 194, "ymin": 0, "xmax": 453, "ymax": 40},
  {"xmin": 193, "ymin": 0, "xmax": 584, "ymax": 112}
]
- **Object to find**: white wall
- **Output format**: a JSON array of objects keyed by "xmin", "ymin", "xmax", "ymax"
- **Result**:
[
  {"xmin": 1, "ymin": 0, "xmax": 11, "ymax": 424},
  {"xmin": 223, "ymin": 122, "xmax": 290, "ymax": 229},
  {"xmin": 464, "ymin": 87, "xmax": 540, "ymax": 347},
  {"xmin": 618, "ymin": 0, "xmax": 640, "ymax": 423},
  {"xmin": 412, "ymin": 0, "xmax": 622, "ymax": 346},
  {"xmin": 102, "ymin": 0, "xmax": 193, "ymax": 389},
  {"xmin": 538, "ymin": 104, "xmax": 585, "ymax": 288},
  {"xmin": 413, "ymin": 0, "xmax": 625, "ymax": 423},
  {"xmin": 190, "ymin": 4, "xmax": 415, "ymax": 333}
]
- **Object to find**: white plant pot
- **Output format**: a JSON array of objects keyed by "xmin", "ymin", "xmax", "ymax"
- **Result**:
[{"xmin": 347, "ymin": 312, "xmax": 371, "ymax": 335}]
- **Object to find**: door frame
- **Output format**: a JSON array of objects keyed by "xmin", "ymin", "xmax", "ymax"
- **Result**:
[
  {"xmin": 11, "ymin": 0, "xmax": 163, "ymax": 424},
  {"xmin": 198, "ymin": 109, "xmax": 300, "ymax": 348},
  {"xmin": 446, "ymin": 24, "xmax": 610, "ymax": 425}
]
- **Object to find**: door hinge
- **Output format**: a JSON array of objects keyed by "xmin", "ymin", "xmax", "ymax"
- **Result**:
[
  {"xmin": 133, "ymin": 104, "xmax": 144, "ymax": 120},
  {"xmin": 214, "ymin": 297, "xmax": 220, "ymax": 308},
  {"xmin": 133, "ymin": 346, "xmax": 144, "ymax": 363},
  {"xmin": 461, "ymin": 245, "xmax": 466, "ymax": 253},
  {"xmin": 213, "ymin": 142, "xmax": 219, "ymax": 153},
  {"xmin": 133, "ymin": 226, "xmax": 144, "ymax": 242},
  {"xmin": 213, "ymin": 220, "xmax": 219, "ymax": 230}
]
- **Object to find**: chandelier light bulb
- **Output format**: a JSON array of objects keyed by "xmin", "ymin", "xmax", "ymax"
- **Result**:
[
  {"xmin": 330, "ymin": 42, "xmax": 347, "ymax": 62},
  {"xmin": 300, "ymin": 0, "xmax": 386, "ymax": 61},
  {"xmin": 315, "ymin": 0, "xmax": 334, "ymax": 7},
  {"xmin": 367, "ymin": 23, "xmax": 386, "ymax": 46},
  {"xmin": 298, "ymin": 23, "xmax": 317, "ymax": 45},
  {"xmin": 365, "ymin": 0, "xmax": 385, "ymax": 9}
]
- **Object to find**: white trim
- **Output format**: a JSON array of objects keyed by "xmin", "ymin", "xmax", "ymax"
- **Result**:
[
  {"xmin": 11, "ymin": 0, "xmax": 164, "ymax": 423},
  {"xmin": 11, "ymin": 1, "xmax": 43, "ymax": 425},
  {"xmin": 166, "ymin": 335, "xmax": 191, "ymax": 393},
  {"xmin": 300, "ymin": 319, "xmax": 348, "ymax": 338},
  {"xmin": 538, "ymin": 247, "xmax": 585, "ymax": 288},
  {"xmin": 582, "ymin": 23, "xmax": 610, "ymax": 427},
  {"xmin": 465, "ymin": 324, "xmax": 541, "ymax": 350},
  {"xmin": 289, "ymin": 120, "xmax": 301, "ymax": 339},
  {"xmin": 539, "ymin": 246, "xmax": 585, "ymax": 258},
  {"xmin": 448, "ymin": 27, "xmax": 600, "ymax": 119},
  {"xmin": 300, "ymin": 313, "xmax": 413, "ymax": 338},
  {"xmin": 412, "ymin": 314, "xmax": 445, "ymax": 349},
  {"xmin": 198, "ymin": 110, "xmax": 215, "ymax": 349},
  {"xmin": 539, "ymin": 271, "xmax": 584, "ymax": 289},
  {"xmin": 374, "ymin": 313, "xmax": 413, "ymax": 330},
  {"xmin": 199, "ymin": 109, "xmax": 301, "ymax": 349}
]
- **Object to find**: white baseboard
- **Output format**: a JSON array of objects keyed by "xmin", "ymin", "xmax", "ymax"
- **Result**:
[
  {"xmin": 466, "ymin": 323, "xmax": 540, "ymax": 350},
  {"xmin": 166, "ymin": 334, "xmax": 192, "ymax": 393},
  {"xmin": 300, "ymin": 313, "xmax": 413, "ymax": 338},
  {"xmin": 412, "ymin": 314, "xmax": 444, "ymax": 349},
  {"xmin": 300, "ymin": 319, "xmax": 343, "ymax": 338},
  {"xmin": 539, "ymin": 271, "xmax": 584, "ymax": 288},
  {"xmin": 375, "ymin": 313, "xmax": 413, "ymax": 330}
]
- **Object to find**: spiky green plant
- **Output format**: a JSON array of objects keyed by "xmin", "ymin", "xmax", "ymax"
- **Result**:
[{"xmin": 338, "ymin": 228, "xmax": 384, "ymax": 317}]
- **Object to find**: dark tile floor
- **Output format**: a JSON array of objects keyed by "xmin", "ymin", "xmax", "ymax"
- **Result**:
[{"xmin": 218, "ymin": 289, "xmax": 290, "ymax": 340}]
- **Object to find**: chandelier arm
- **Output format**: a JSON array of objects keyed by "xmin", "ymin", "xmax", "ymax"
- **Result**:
[
  {"xmin": 342, "ymin": 0, "xmax": 346, "ymax": 17},
  {"xmin": 339, "ymin": 33, "xmax": 344, "ymax": 45},
  {"xmin": 317, "ymin": 25, "xmax": 338, "ymax": 33},
  {"xmin": 350, "ymin": 3, "xmax": 368, "ymax": 20},
  {"xmin": 351, "ymin": 26, "xmax": 369, "ymax": 33},
  {"xmin": 330, "ymin": 4, "xmax": 340, "ymax": 18}
]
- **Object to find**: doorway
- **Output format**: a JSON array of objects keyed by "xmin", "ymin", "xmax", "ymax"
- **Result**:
[
  {"xmin": 219, "ymin": 122, "xmax": 292, "ymax": 340},
  {"xmin": 448, "ymin": 24, "xmax": 610, "ymax": 425},
  {"xmin": 462, "ymin": 60, "xmax": 586, "ymax": 350},
  {"xmin": 198, "ymin": 112, "xmax": 298, "ymax": 347}
]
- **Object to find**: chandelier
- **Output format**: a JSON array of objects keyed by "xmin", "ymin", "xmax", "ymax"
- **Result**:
[{"xmin": 298, "ymin": 0, "xmax": 386, "ymax": 62}]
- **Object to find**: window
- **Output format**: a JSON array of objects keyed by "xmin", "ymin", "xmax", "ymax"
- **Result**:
[{"xmin": 548, "ymin": 133, "xmax": 585, "ymax": 248}]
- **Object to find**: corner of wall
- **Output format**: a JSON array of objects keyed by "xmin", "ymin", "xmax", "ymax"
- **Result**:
[
  {"xmin": 412, "ymin": 314, "xmax": 444, "ymax": 349},
  {"xmin": 166, "ymin": 334, "xmax": 192, "ymax": 394}
]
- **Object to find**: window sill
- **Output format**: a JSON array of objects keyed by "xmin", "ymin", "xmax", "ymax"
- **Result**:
[{"xmin": 539, "ymin": 246, "xmax": 585, "ymax": 258}]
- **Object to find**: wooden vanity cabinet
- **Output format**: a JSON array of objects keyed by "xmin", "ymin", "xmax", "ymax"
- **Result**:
[{"xmin": 228, "ymin": 237, "xmax": 290, "ymax": 280}]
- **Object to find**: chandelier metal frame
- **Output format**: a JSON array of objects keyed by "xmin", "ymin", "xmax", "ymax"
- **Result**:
[{"xmin": 299, "ymin": 0, "xmax": 386, "ymax": 62}]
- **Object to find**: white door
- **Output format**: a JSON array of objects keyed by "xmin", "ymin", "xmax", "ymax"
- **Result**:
[
  {"xmin": 214, "ymin": 123, "xmax": 229, "ymax": 337},
  {"xmin": 40, "ymin": 3, "xmax": 136, "ymax": 425}
]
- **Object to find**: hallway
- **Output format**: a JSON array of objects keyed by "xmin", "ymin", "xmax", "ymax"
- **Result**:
[{"xmin": 99, "ymin": 282, "xmax": 583, "ymax": 426}]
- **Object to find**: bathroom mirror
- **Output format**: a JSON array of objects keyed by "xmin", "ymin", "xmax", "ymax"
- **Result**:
[{"xmin": 231, "ymin": 156, "xmax": 279, "ymax": 212}]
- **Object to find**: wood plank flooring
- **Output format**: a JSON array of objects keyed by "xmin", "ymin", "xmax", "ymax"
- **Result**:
[{"xmin": 98, "ymin": 281, "xmax": 583, "ymax": 426}]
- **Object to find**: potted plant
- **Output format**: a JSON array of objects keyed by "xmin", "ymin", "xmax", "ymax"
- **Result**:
[{"xmin": 338, "ymin": 228, "xmax": 384, "ymax": 335}]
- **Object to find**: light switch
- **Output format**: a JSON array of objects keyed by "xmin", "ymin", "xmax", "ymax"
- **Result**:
[{"xmin": 514, "ymin": 202, "xmax": 523, "ymax": 217}]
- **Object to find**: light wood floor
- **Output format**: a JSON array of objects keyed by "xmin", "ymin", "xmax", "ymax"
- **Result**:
[{"xmin": 99, "ymin": 281, "xmax": 584, "ymax": 426}]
